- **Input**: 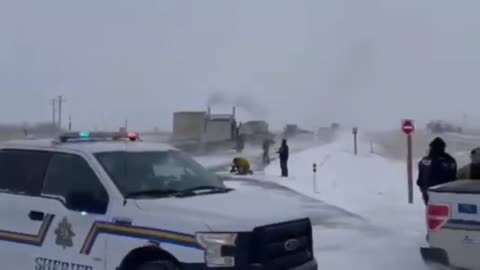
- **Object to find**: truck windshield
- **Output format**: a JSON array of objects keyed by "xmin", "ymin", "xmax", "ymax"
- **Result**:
[{"xmin": 94, "ymin": 150, "xmax": 225, "ymax": 197}]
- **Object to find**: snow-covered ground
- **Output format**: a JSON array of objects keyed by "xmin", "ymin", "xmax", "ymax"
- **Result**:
[
  {"xmin": 195, "ymin": 134, "xmax": 323, "ymax": 170},
  {"xmin": 366, "ymin": 129, "xmax": 477, "ymax": 167},
  {"xmin": 254, "ymin": 132, "xmax": 431, "ymax": 269},
  {"xmin": 194, "ymin": 146, "xmax": 263, "ymax": 169}
]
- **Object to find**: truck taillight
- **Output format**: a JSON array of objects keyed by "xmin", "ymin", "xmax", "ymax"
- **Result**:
[{"xmin": 427, "ymin": 204, "xmax": 450, "ymax": 231}]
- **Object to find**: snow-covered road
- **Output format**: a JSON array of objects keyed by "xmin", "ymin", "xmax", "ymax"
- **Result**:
[
  {"xmin": 223, "ymin": 132, "xmax": 432, "ymax": 269},
  {"xmin": 194, "ymin": 134, "xmax": 326, "ymax": 171}
]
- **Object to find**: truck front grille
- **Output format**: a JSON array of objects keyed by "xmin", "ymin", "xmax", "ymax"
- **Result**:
[{"xmin": 248, "ymin": 219, "xmax": 313, "ymax": 269}]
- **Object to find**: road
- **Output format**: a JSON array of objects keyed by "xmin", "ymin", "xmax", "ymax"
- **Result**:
[
  {"xmin": 221, "ymin": 177, "xmax": 369, "ymax": 264},
  {"xmin": 197, "ymin": 134, "xmax": 333, "ymax": 172},
  {"xmin": 222, "ymin": 177, "xmax": 364, "ymax": 227},
  {"xmin": 220, "ymin": 175, "xmax": 429, "ymax": 269}
]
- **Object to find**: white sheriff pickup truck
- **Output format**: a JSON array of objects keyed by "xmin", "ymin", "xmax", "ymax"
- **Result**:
[
  {"xmin": 421, "ymin": 179, "xmax": 480, "ymax": 269},
  {"xmin": 0, "ymin": 131, "xmax": 317, "ymax": 270}
]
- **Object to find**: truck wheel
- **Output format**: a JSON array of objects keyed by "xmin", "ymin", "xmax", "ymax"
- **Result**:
[{"xmin": 136, "ymin": 260, "xmax": 179, "ymax": 270}]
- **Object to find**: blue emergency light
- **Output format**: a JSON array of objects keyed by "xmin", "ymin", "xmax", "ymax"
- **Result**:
[
  {"xmin": 58, "ymin": 131, "xmax": 139, "ymax": 142},
  {"xmin": 79, "ymin": 132, "xmax": 90, "ymax": 138}
]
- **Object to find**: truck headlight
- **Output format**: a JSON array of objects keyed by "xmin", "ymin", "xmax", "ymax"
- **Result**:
[{"xmin": 195, "ymin": 233, "xmax": 237, "ymax": 267}]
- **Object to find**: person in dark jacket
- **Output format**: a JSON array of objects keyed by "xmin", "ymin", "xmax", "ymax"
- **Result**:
[
  {"xmin": 457, "ymin": 147, "xmax": 480, "ymax": 179},
  {"xmin": 277, "ymin": 139, "xmax": 289, "ymax": 177},
  {"xmin": 416, "ymin": 137, "xmax": 457, "ymax": 205}
]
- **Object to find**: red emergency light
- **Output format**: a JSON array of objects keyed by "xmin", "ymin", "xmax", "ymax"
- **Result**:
[{"xmin": 127, "ymin": 132, "xmax": 138, "ymax": 141}]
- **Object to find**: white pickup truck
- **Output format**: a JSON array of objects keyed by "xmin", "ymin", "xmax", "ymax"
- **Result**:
[
  {"xmin": 421, "ymin": 179, "xmax": 480, "ymax": 269},
  {"xmin": 0, "ymin": 131, "xmax": 317, "ymax": 270}
]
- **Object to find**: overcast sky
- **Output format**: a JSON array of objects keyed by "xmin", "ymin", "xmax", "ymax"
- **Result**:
[{"xmin": 0, "ymin": 0, "xmax": 479, "ymax": 131}]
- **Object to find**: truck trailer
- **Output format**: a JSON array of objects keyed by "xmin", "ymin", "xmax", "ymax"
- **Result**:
[{"xmin": 171, "ymin": 107, "xmax": 239, "ymax": 154}]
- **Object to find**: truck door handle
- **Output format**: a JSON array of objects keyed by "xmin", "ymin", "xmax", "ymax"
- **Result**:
[{"xmin": 28, "ymin": 210, "xmax": 45, "ymax": 221}]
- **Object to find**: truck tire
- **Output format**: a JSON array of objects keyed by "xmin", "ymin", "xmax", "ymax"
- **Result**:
[{"xmin": 136, "ymin": 260, "xmax": 179, "ymax": 270}]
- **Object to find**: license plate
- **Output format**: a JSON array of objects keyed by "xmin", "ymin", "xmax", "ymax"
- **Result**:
[{"xmin": 458, "ymin": 203, "xmax": 477, "ymax": 214}]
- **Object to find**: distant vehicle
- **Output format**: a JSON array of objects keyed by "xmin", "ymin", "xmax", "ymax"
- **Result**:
[
  {"xmin": 239, "ymin": 120, "xmax": 269, "ymax": 135},
  {"xmin": 316, "ymin": 127, "xmax": 336, "ymax": 142},
  {"xmin": 0, "ymin": 131, "xmax": 317, "ymax": 270},
  {"xmin": 426, "ymin": 120, "xmax": 463, "ymax": 134},
  {"xmin": 420, "ymin": 179, "xmax": 480, "ymax": 269},
  {"xmin": 171, "ymin": 107, "xmax": 239, "ymax": 153},
  {"xmin": 283, "ymin": 124, "xmax": 312, "ymax": 138},
  {"xmin": 238, "ymin": 120, "xmax": 274, "ymax": 145},
  {"xmin": 330, "ymin": 122, "xmax": 340, "ymax": 131}
]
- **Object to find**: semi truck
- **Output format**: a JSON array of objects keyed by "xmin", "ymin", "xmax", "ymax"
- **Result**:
[
  {"xmin": 171, "ymin": 107, "xmax": 240, "ymax": 154},
  {"xmin": 238, "ymin": 120, "xmax": 274, "ymax": 146}
]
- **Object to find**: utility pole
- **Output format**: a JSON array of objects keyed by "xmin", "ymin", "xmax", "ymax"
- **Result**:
[
  {"xmin": 352, "ymin": 127, "xmax": 358, "ymax": 155},
  {"xmin": 50, "ymin": 98, "xmax": 57, "ymax": 129},
  {"xmin": 68, "ymin": 114, "xmax": 72, "ymax": 130},
  {"xmin": 57, "ymin": 95, "xmax": 66, "ymax": 129}
]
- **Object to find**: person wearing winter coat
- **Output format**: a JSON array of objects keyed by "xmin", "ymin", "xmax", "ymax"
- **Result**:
[
  {"xmin": 416, "ymin": 137, "xmax": 457, "ymax": 205},
  {"xmin": 277, "ymin": 139, "xmax": 289, "ymax": 177},
  {"xmin": 230, "ymin": 157, "xmax": 253, "ymax": 175},
  {"xmin": 457, "ymin": 147, "xmax": 480, "ymax": 179}
]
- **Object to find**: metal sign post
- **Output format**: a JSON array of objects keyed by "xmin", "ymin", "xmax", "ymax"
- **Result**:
[
  {"xmin": 407, "ymin": 134, "xmax": 413, "ymax": 203},
  {"xmin": 313, "ymin": 163, "xmax": 318, "ymax": 193},
  {"xmin": 352, "ymin": 127, "xmax": 358, "ymax": 155},
  {"xmin": 402, "ymin": 119, "xmax": 415, "ymax": 204}
]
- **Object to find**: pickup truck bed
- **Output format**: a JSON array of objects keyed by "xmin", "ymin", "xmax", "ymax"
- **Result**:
[
  {"xmin": 422, "ymin": 180, "xmax": 480, "ymax": 269},
  {"xmin": 430, "ymin": 180, "xmax": 480, "ymax": 194}
]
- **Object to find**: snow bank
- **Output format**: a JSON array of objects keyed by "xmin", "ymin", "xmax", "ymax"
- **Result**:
[
  {"xmin": 265, "ymin": 132, "xmax": 424, "ymax": 215},
  {"xmin": 263, "ymin": 132, "xmax": 430, "ymax": 269}
]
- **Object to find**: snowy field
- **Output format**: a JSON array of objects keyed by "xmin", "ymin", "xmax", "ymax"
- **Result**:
[
  {"xmin": 367, "ymin": 129, "xmax": 480, "ymax": 167},
  {"xmin": 221, "ymin": 131, "xmax": 432, "ymax": 269}
]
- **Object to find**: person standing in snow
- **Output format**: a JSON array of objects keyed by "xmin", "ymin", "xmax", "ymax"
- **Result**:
[
  {"xmin": 416, "ymin": 137, "xmax": 457, "ymax": 205},
  {"xmin": 277, "ymin": 139, "xmax": 289, "ymax": 177},
  {"xmin": 457, "ymin": 147, "xmax": 480, "ymax": 179}
]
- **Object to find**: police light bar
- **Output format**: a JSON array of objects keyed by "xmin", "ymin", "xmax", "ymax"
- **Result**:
[{"xmin": 58, "ymin": 131, "xmax": 139, "ymax": 142}]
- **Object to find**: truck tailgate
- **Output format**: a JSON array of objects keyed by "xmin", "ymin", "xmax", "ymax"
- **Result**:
[{"xmin": 427, "ymin": 180, "xmax": 480, "ymax": 269}]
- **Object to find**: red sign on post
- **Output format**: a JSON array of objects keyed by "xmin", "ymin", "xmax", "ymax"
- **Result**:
[{"xmin": 402, "ymin": 120, "xmax": 415, "ymax": 135}]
